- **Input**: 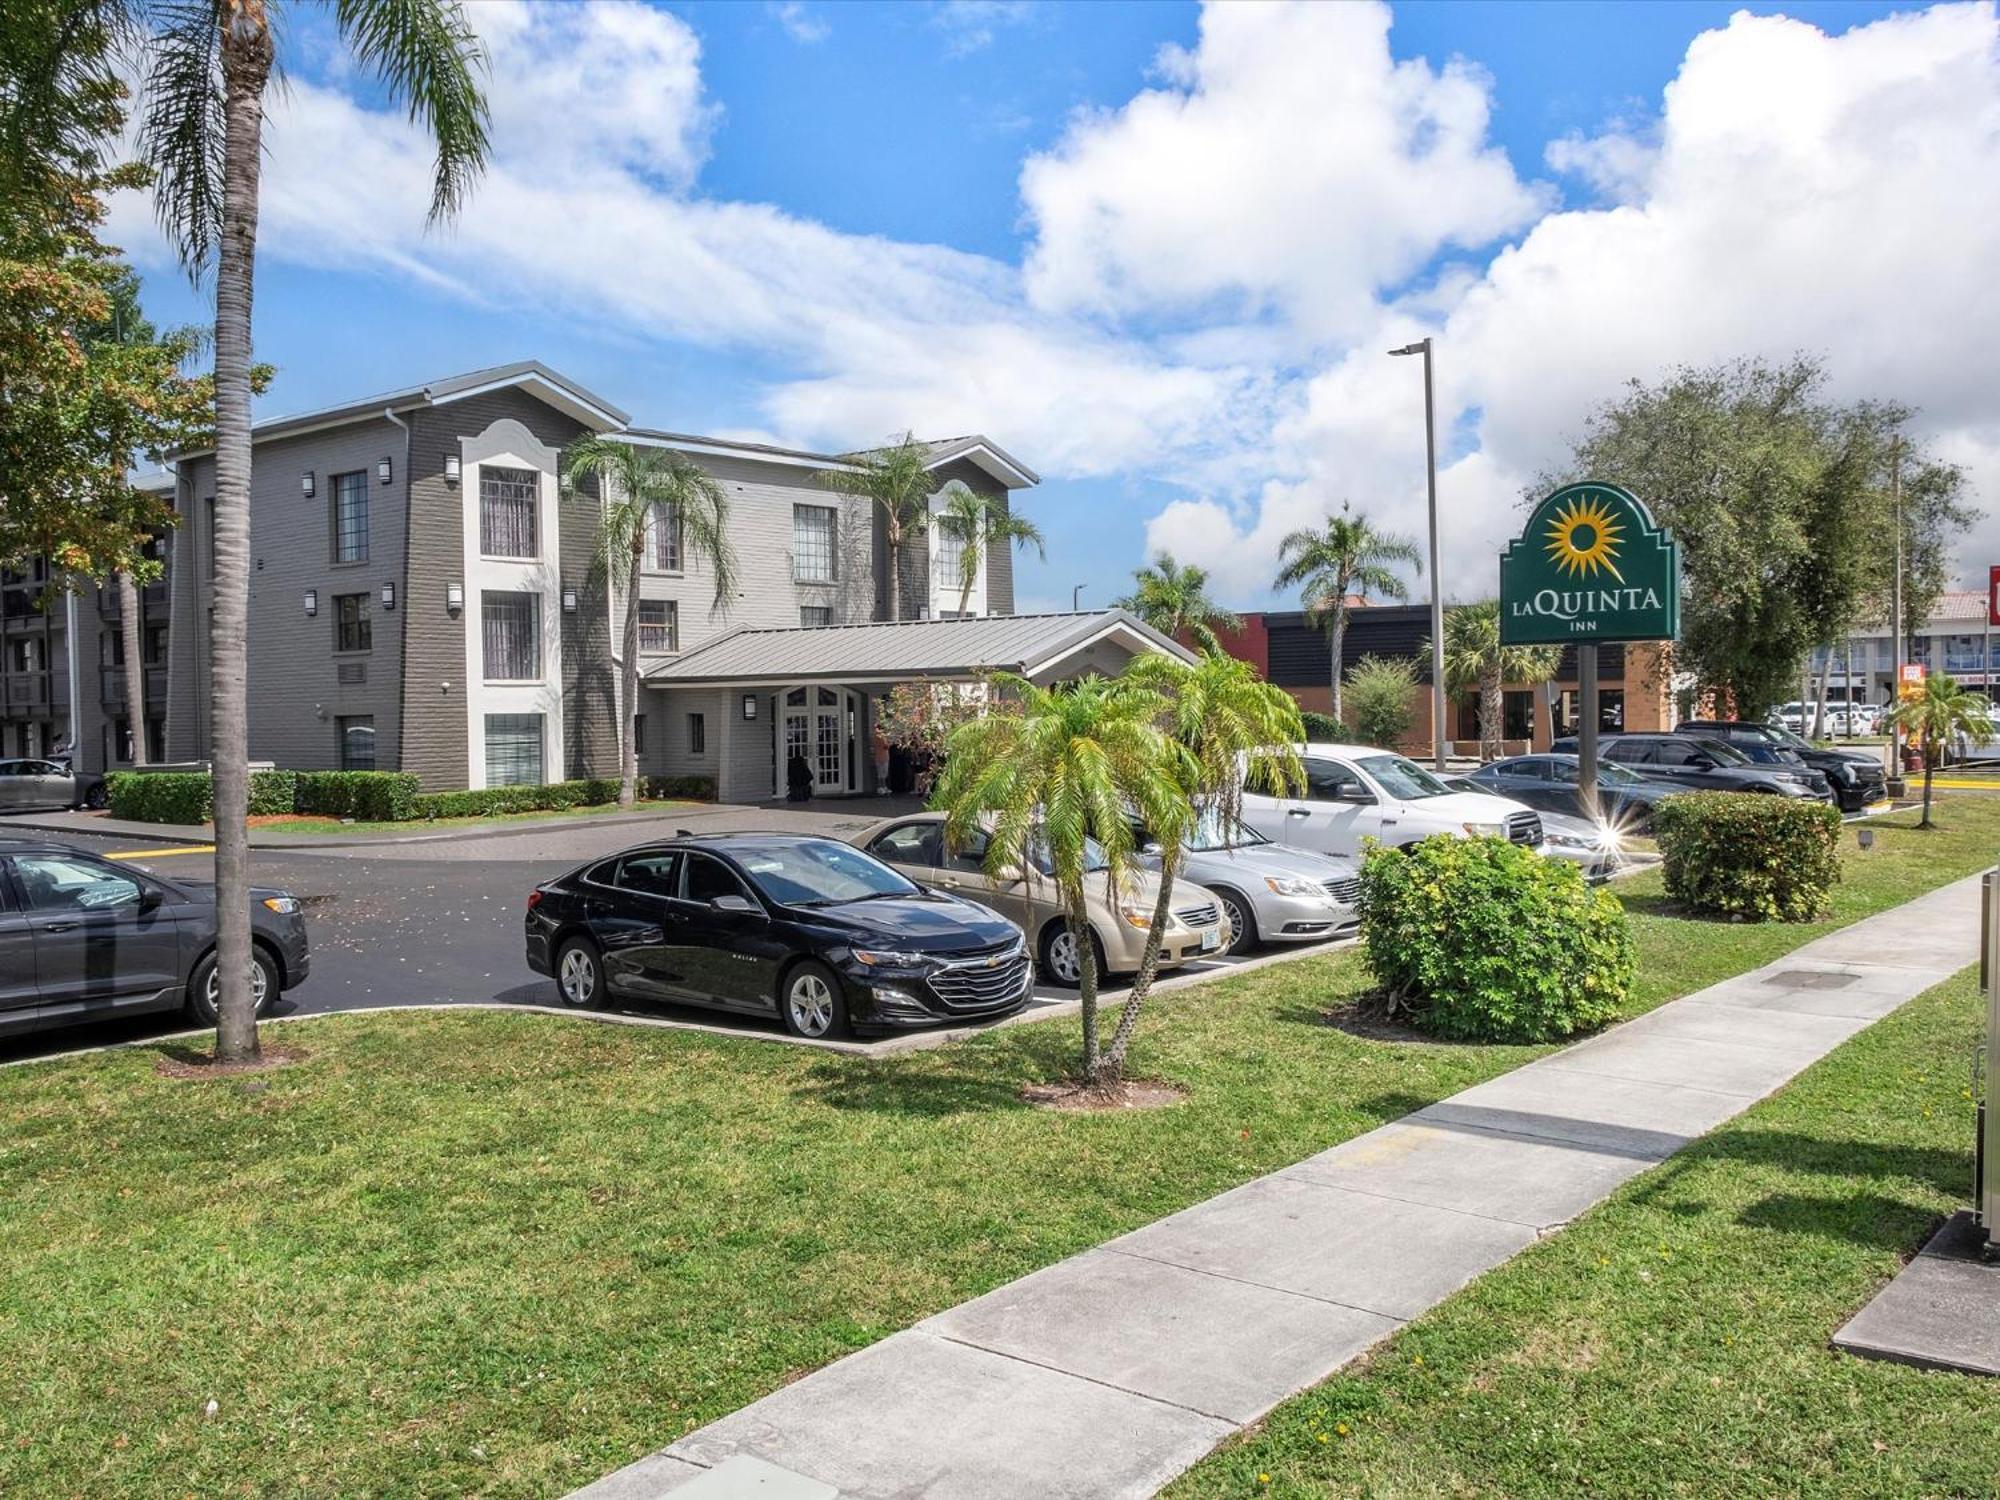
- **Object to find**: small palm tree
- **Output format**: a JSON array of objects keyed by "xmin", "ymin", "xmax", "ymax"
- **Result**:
[
  {"xmin": 562, "ymin": 440, "xmax": 739, "ymax": 809},
  {"xmin": 932, "ymin": 485, "xmax": 1043, "ymax": 617},
  {"xmin": 1115, "ymin": 553, "xmax": 1241, "ymax": 652},
  {"xmin": 1272, "ymin": 503, "xmax": 1420, "ymax": 724},
  {"xmin": 1429, "ymin": 600, "xmax": 1562, "ymax": 764},
  {"xmin": 931, "ymin": 673, "xmax": 1192, "ymax": 1085},
  {"xmin": 1884, "ymin": 672, "xmax": 1994, "ymax": 829},
  {"xmin": 819, "ymin": 433, "xmax": 934, "ymax": 622},
  {"xmin": 133, "ymin": 0, "xmax": 490, "ymax": 1064}
]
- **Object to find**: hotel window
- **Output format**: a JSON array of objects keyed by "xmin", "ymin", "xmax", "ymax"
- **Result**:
[
  {"xmin": 333, "ymin": 592, "xmax": 371, "ymax": 653},
  {"xmin": 484, "ymin": 713, "xmax": 544, "ymax": 787},
  {"xmin": 338, "ymin": 715, "xmax": 376, "ymax": 770},
  {"xmin": 651, "ymin": 503, "xmax": 681, "ymax": 571},
  {"xmin": 793, "ymin": 504, "xmax": 835, "ymax": 583},
  {"xmin": 479, "ymin": 466, "xmax": 539, "ymax": 557},
  {"xmin": 688, "ymin": 712, "xmax": 706, "ymax": 755},
  {"xmin": 481, "ymin": 591, "xmax": 541, "ymax": 680},
  {"xmin": 144, "ymin": 624, "xmax": 168, "ymax": 663},
  {"xmin": 638, "ymin": 598, "xmax": 678, "ymax": 653},
  {"xmin": 331, "ymin": 471, "xmax": 369, "ymax": 563},
  {"xmin": 933, "ymin": 522, "xmax": 966, "ymax": 588},
  {"xmin": 799, "ymin": 605, "xmax": 832, "ymax": 628}
]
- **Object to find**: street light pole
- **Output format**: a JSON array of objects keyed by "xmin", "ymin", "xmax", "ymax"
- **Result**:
[
  {"xmin": 1072, "ymin": 583, "xmax": 1086, "ymax": 612},
  {"xmin": 1390, "ymin": 337, "xmax": 1447, "ymax": 770},
  {"xmin": 1890, "ymin": 437, "xmax": 1904, "ymax": 774}
]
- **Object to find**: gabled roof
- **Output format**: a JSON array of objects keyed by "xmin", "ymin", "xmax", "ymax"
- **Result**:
[
  {"xmin": 626, "ymin": 428, "xmax": 1040, "ymax": 488},
  {"xmin": 914, "ymin": 435, "xmax": 1040, "ymax": 489},
  {"xmin": 645, "ymin": 609, "xmax": 1192, "ymax": 686}
]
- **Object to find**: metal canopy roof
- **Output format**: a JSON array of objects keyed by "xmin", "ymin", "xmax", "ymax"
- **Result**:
[{"xmin": 644, "ymin": 609, "xmax": 1194, "ymax": 686}]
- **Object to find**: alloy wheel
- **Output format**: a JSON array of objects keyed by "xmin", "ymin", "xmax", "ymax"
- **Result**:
[
  {"xmin": 559, "ymin": 947, "xmax": 597, "ymax": 1006},
  {"xmin": 1046, "ymin": 929, "xmax": 1081, "ymax": 985},
  {"xmin": 206, "ymin": 958, "xmax": 269, "ymax": 1011},
  {"xmin": 788, "ymin": 972, "xmax": 836, "ymax": 1037},
  {"xmin": 1219, "ymin": 893, "xmax": 1251, "ymax": 954}
]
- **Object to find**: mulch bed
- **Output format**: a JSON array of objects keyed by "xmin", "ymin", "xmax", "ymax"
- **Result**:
[
  {"xmin": 1020, "ymin": 1077, "xmax": 1187, "ymax": 1112},
  {"xmin": 154, "ymin": 1046, "xmax": 308, "ymax": 1080}
]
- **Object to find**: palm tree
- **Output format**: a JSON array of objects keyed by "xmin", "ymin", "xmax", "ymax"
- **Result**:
[
  {"xmin": 1429, "ymin": 600, "xmax": 1561, "ymax": 764},
  {"xmin": 931, "ymin": 673, "xmax": 1192, "ymax": 1085},
  {"xmin": 135, "ymin": 0, "xmax": 490, "ymax": 1063},
  {"xmin": 562, "ymin": 440, "xmax": 739, "ymax": 809},
  {"xmin": 819, "ymin": 433, "xmax": 935, "ymax": 622},
  {"xmin": 1115, "ymin": 553, "xmax": 1241, "ymax": 652},
  {"xmin": 932, "ymin": 485, "xmax": 1043, "ymax": 618},
  {"xmin": 1884, "ymin": 672, "xmax": 1994, "ymax": 829},
  {"xmin": 1272, "ymin": 503, "xmax": 1420, "ymax": 725}
]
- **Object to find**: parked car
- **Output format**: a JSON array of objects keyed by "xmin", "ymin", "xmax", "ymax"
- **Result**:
[
  {"xmin": 1238, "ymin": 743, "xmax": 1543, "ymax": 857},
  {"xmin": 526, "ymin": 833, "xmax": 1032, "ymax": 1040},
  {"xmin": 1440, "ymin": 777, "xmax": 1627, "ymax": 882},
  {"xmin": 853, "ymin": 811, "xmax": 1228, "ymax": 986},
  {"xmin": 0, "ymin": 837, "xmax": 308, "ymax": 1041},
  {"xmin": 1128, "ymin": 810, "xmax": 1359, "ymax": 956},
  {"xmin": 1675, "ymin": 720, "xmax": 1886, "ymax": 811},
  {"xmin": 1657, "ymin": 726, "xmax": 1833, "ymax": 799},
  {"xmin": 0, "ymin": 758, "xmax": 107, "ymax": 811},
  {"xmin": 1555, "ymin": 732, "xmax": 1830, "ymax": 800},
  {"xmin": 1462, "ymin": 754, "xmax": 1676, "ymax": 832}
]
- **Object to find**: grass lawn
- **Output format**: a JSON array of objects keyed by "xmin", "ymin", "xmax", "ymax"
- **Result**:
[
  {"xmin": 2, "ymin": 799, "xmax": 1996, "ymax": 1496},
  {"xmin": 1167, "ymin": 966, "xmax": 2000, "ymax": 1499},
  {"xmin": 238, "ymin": 797, "xmax": 701, "ymax": 838}
]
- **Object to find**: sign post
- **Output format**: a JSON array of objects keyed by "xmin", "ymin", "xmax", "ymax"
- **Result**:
[{"xmin": 1500, "ymin": 482, "xmax": 1680, "ymax": 822}]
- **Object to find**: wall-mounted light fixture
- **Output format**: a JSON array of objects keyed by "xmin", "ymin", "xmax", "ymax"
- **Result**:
[
  {"xmin": 445, "ymin": 581, "xmax": 464, "ymax": 614},
  {"xmin": 561, "ymin": 587, "xmax": 578, "ymax": 613},
  {"xmin": 741, "ymin": 692, "xmax": 758, "ymax": 722},
  {"xmin": 376, "ymin": 456, "xmax": 393, "ymax": 485},
  {"xmin": 301, "ymin": 470, "xmax": 315, "ymax": 497},
  {"xmin": 380, "ymin": 581, "xmax": 396, "ymax": 611},
  {"xmin": 303, "ymin": 589, "xmax": 318, "ymax": 617},
  {"xmin": 443, "ymin": 453, "xmax": 461, "ymax": 485}
]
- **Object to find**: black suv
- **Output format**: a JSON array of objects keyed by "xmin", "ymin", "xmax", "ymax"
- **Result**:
[
  {"xmin": 1554, "ymin": 733, "xmax": 1831, "ymax": 801},
  {"xmin": 1675, "ymin": 720, "xmax": 1886, "ymax": 812}
]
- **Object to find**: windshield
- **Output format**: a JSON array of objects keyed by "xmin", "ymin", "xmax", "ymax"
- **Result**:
[
  {"xmin": 1692, "ymin": 738, "xmax": 1753, "ymax": 766},
  {"xmin": 1357, "ymin": 754, "xmax": 1452, "ymax": 800},
  {"xmin": 1764, "ymin": 725, "xmax": 1812, "ymax": 751},
  {"xmin": 1181, "ymin": 810, "xmax": 1271, "ymax": 853},
  {"xmin": 737, "ymin": 839, "xmax": 918, "ymax": 906},
  {"xmin": 1025, "ymin": 832, "xmax": 1111, "ymax": 876}
]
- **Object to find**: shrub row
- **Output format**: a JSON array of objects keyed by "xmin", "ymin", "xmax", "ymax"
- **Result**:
[
  {"xmin": 294, "ymin": 771, "xmax": 422, "ymax": 822},
  {"xmin": 107, "ymin": 770, "xmax": 303, "ymax": 824},
  {"xmin": 411, "ymin": 777, "xmax": 625, "ymax": 821},
  {"xmin": 1652, "ymin": 791, "xmax": 1842, "ymax": 922},
  {"xmin": 108, "ymin": 768, "xmax": 717, "ymax": 825}
]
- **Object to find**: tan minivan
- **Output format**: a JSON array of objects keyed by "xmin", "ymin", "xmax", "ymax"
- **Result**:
[{"xmin": 851, "ymin": 812, "xmax": 1227, "ymax": 987}]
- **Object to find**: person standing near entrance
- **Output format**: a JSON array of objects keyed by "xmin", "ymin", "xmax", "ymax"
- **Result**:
[
  {"xmin": 787, "ymin": 748, "xmax": 813, "ymax": 802},
  {"xmin": 872, "ymin": 715, "xmax": 891, "ymax": 794}
]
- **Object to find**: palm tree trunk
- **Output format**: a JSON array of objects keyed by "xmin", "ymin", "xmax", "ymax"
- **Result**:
[
  {"xmin": 116, "ymin": 570, "xmax": 147, "ymax": 765},
  {"xmin": 885, "ymin": 520, "xmax": 901, "ymax": 623},
  {"xmin": 208, "ymin": 11, "xmax": 274, "ymax": 1066},
  {"xmin": 957, "ymin": 542, "xmax": 976, "ymax": 618},
  {"xmin": 1920, "ymin": 740, "xmax": 1935, "ymax": 829},
  {"xmin": 1329, "ymin": 608, "xmax": 1347, "ymax": 725},
  {"xmin": 1068, "ymin": 891, "xmax": 1099, "ymax": 1082},
  {"xmin": 1479, "ymin": 661, "xmax": 1502, "ymax": 764},
  {"xmin": 620, "ymin": 541, "xmax": 641, "ymax": 810},
  {"xmin": 1102, "ymin": 853, "xmax": 1177, "ymax": 1081}
]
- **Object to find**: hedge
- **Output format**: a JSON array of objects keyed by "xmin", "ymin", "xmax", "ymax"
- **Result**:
[
  {"xmin": 1358, "ymin": 833, "xmax": 1633, "ymax": 1042},
  {"xmin": 1299, "ymin": 710, "xmax": 1341, "ymax": 742},
  {"xmin": 1652, "ymin": 791, "xmax": 1843, "ymax": 922},
  {"xmin": 107, "ymin": 769, "xmax": 297, "ymax": 824},
  {"xmin": 411, "ymin": 777, "xmax": 625, "ymax": 821},
  {"xmin": 294, "ymin": 771, "xmax": 421, "ymax": 822},
  {"xmin": 645, "ymin": 774, "xmax": 716, "ymax": 801},
  {"xmin": 107, "ymin": 768, "xmax": 718, "ymax": 825}
]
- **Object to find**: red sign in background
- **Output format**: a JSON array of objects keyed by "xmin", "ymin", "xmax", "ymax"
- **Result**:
[{"xmin": 1990, "ymin": 563, "xmax": 2000, "ymax": 627}]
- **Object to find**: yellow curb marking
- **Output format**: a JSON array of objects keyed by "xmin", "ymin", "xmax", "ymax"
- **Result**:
[{"xmin": 106, "ymin": 845, "xmax": 215, "ymax": 859}]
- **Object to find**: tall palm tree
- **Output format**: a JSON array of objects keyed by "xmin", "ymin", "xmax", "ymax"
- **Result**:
[
  {"xmin": 1884, "ymin": 672, "xmax": 1994, "ymax": 829},
  {"xmin": 136, "ymin": 0, "xmax": 490, "ymax": 1063},
  {"xmin": 818, "ymin": 433, "xmax": 935, "ymax": 622},
  {"xmin": 1429, "ymin": 600, "xmax": 1562, "ymax": 764},
  {"xmin": 933, "ymin": 485, "xmax": 1043, "ymax": 618},
  {"xmin": 1272, "ymin": 503, "xmax": 1420, "ymax": 725},
  {"xmin": 931, "ymin": 673, "xmax": 1191, "ymax": 1085},
  {"xmin": 562, "ymin": 440, "xmax": 739, "ymax": 810},
  {"xmin": 1115, "ymin": 553, "xmax": 1241, "ymax": 652}
]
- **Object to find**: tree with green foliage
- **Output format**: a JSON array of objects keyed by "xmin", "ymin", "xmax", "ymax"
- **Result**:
[
  {"xmin": 1115, "ymin": 553, "xmax": 1242, "ymax": 652},
  {"xmin": 1428, "ymin": 600, "xmax": 1562, "ymax": 763},
  {"xmin": 932, "ymin": 485, "xmax": 1043, "ymax": 618},
  {"xmin": 1272, "ymin": 503, "xmax": 1420, "ymax": 723},
  {"xmin": 818, "ymin": 433, "xmax": 935, "ymax": 622},
  {"xmin": 1884, "ymin": 673, "xmax": 1994, "ymax": 830},
  {"xmin": 562, "ymin": 439, "xmax": 738, "ymax": 809},
  {"xmin": 1343, "ymin": 654, "xmax": 1418, "ymax": 748}
]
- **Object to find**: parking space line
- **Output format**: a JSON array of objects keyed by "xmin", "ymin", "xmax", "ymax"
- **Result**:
[{"xmin": 105, "ymin": 845, "xmax": 215, "ymax": 859}]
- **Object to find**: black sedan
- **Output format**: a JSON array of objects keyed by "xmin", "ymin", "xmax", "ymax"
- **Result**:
[
  {"xmin": 0, "ymin": 838, "xmax": 310, "ymax": 1042},
  {"xmin": 1676, "ymin": 720, "xmax": 1886, "ymax": 811},
  {"xmin": 525, "ymin": 833, "xmax": 1033, "ymax": 1040},
  {"xmin": 1463, "ymin": 754, "xmax": 1676, "ymax": 830},
  {"xmin": 1554, "ymin": 733, "xmax": 1831, "ymax": 800}
]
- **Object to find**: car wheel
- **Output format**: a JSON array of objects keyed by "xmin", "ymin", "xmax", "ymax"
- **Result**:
[
  {"xmin": 780, "ymin": 960, "xmax": 849, "ymax": 1040},
  {"xmin": 1039, "ymin": 921, "xmax": 1107, "ymax": 989},
  {"xmin": 80, "ymin": 782, "xmax": 107, "ymax": 810},
  {"xmin": 1214, "ymin": 887, "xmax": 1257, "ymax": 956},
  {"xmin": 554, "ymin": 937, "xmax": 605, "ymax": 1009},
  {"xmin": 185, "ymin": 945, "xmax": 280, "ymax": 1025}
]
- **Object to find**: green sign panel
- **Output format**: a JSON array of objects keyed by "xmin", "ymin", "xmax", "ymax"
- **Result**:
[{"xmin": 1499, "ymin": 481, "xmax": 1679, "ymax": 646}]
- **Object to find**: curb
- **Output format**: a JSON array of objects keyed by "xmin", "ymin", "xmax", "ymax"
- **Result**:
[{"xmin": 0, "ymin": 804, "xmax": 716, "ymax": 851}]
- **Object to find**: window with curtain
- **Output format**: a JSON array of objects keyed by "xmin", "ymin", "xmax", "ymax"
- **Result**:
[
  {"xmin": 638, "ymin": 598, "xmax": 678, "ymax": 653},
  {"xmin": 332, "ymin": 471, "xmax": 369, "ymax": 563},
  {"xmin": 333, "ymin": 592, "xmax": 370, "ymax": 653},
  {"xmin": 651, "ymin": 503, "xmax": 681, "ymax": 570},
  {"xmin": 932, "ymin": 522, "xmax": 965, "ymax": 589},
  {"xmin": 799, "ymin": 605, "xmax": 831, "ymax": 628},
  {"xmin": 793, "ymin": 504, "xmax": 835, "ymax": 583},
  {"xmin": 479, "ymin": 466, "xmax": 539, "ymax": 557},
  {"xmin": 481, "ymin": 591, "xmax": 540, "ymax": 680},
  {"xmin": 484, "ymin": 714, "xmax": 544, "ymax": 786},
  {"xmin": 338, "ymin": 715, "xmax": 376, "ymax": 770}
]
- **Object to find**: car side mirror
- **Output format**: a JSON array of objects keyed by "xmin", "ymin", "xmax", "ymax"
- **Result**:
[
  {"xmin": 137, "ymin": 886, "xmax": 164, "ymax": 913},
  {"xmin": 992, "ymin": 864, "xmax": 1024, "ymax": 885},
  {"xmin": 711, "ymin": 894, "xmax": 758, "ymax": 914},
  {"xmin": 1336, "ymin": 785, "xmax": 1375, "ymax": 804},
  {"xmin": 1689, "ymin": 756, "xmax": 1715, "ymax": 771}
]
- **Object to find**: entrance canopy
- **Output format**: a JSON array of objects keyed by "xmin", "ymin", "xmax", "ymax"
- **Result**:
[{"xmin": 643, "ymin": 609, "xmax": 1195, "ymax": 689}]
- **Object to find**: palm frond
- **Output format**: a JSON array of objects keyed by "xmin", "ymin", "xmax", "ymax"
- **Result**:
[
  {"xmin": 136, "ymin": 0, "xmax": 226, "ymax": 276},
  {"xmin": 332, "ymin": 0, "xmax": 491, "ymax": 223}
]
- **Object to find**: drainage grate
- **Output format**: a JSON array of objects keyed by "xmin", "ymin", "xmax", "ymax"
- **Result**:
[{"xmin": 1765, "ymin": 969, "xmax": 1861, "ymax": 990}]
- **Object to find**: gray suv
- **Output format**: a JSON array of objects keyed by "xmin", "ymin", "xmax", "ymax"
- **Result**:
[{"xmin": 0, "ymin": 839, "xmax": 310, "ymax": 1042}]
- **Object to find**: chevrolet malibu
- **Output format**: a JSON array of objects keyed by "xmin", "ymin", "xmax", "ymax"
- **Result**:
[{"xmin": 525, "ymin": 833, "xmax": 1032, "ymax": 1040}]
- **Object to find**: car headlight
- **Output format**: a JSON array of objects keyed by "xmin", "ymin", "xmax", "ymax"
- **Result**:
[
  {"xmin": 1461, "ymin": 821, "xmax": 1506, "ymax": 837},
  {"xmin": 852, "ymin": 948, "xmax": 933, "ymax": 968},
  {"xmin": 1264, "ymin": 875, "xmax": 1324, "ymax": 897},
  {"xmin": 1118, "ymin": 903, "xmax": 1156, "ymax": 930},
  {"xmin": 1544, "ymin": 830, "xmax": 1595, "ymax": 850},
  {"xmin": 261, "ymin": 896, "xmax": 300, "ymax": 914}
]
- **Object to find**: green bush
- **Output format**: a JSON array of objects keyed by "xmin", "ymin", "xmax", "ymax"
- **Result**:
[
  {"xmin": 247, "ymin": 770, "xmax": 297, "ymax": 816},
  {"xmin": 294, "ymin": 771, "xmax": 421, "ymax": 822},
  {"xmin": 1358, "ymin": 834, "xmax": 1633, "ymax": 1042},
  {"xmin": 645, "ymin": 774, "xmax": 717, "ymax": 801},
  {"xmin": 1652, "ymin": 792, "xmax": 1843, "ymax": 922},
  {"xmin": 1299, "ymin": 710, "xmax": 1340, "ymax": 741},
  {"xmin": 410, "ymin": 777, "xmax": 627, "ymax": 821},
  {"xmin": 1343, "ymin": 654, "xmax": 1417, "ymax": 748},
  {"xmin": 107, "ymin": 771, "xmax": 211, "ymax": 824}
]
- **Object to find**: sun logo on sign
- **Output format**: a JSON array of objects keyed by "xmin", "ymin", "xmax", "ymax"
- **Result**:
[{"xmin": 1544, "ymin": 492, "xmax": 1625, "ymax": 582}]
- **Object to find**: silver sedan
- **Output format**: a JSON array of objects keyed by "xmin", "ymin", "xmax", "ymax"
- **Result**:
[
  {"xmin": 1136, "ymin": 815, "xmax": 1359, "ymax": 956},
  {"xmin": 0, "ymin": 758, "xmax": 107, "ymax": 812}
]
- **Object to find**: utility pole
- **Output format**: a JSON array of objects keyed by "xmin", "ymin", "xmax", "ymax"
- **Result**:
[
  {"xmin": 1389, "ymin": 337, "xmax": 1446, "ymax": 769},
  {"xmin": 1890, "ymin": 437, "xmax": 1905, "ymax": 774}
]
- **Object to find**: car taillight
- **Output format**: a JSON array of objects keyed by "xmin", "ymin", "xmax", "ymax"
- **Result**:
[{"xmin": 526, "ymin": 890, "xmax": 543, "ymax": 910}]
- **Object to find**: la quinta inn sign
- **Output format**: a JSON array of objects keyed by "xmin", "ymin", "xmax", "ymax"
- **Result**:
[{"xmin": 1499, "ymin": 482, "xmax": 1679, "ymax": 646}]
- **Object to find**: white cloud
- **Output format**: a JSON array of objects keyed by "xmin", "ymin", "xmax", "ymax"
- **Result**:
[
  {"xmin": 770, "ymin": 2, "xmax": 830, "ymax": 46},
  {"xmin": 931, "ymin": 1, "xmax": 1037, "ymax": 59}
]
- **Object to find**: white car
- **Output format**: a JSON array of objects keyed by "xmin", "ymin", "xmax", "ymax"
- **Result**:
[{"xmin": 1239, "ymin": 743, "xmax": 1544, "ymax": 858}]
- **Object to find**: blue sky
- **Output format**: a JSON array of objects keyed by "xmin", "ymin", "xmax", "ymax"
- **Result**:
[{"xmin": 121, "ymin": 0, "xmax": 1994, "ymax": 612}]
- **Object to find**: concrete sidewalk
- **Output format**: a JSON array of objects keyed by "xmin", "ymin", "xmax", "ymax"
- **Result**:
[{"xmin": 574, "ymin": 873, "xmax": 1984, "ymax": 1500}]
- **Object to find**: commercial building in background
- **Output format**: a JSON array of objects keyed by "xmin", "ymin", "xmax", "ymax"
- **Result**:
[
  {"xmin": 1811, "ymin": 590, "xmax": 1997, "ymax": 702},
  {"xmin": 1208, "ymin": 606, "xmax": 1675, "ymax": 757}
]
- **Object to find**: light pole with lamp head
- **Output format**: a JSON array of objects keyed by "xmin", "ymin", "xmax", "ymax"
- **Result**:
[
  {"xmin": 1072, "ymin": 583, "xmax": 1086, "ymax": 612},
  {"xmin": 1390, "ymin": 338, "xmax": 1447, "ymax": 770}
]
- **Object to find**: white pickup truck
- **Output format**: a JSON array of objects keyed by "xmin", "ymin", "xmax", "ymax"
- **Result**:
[{"xmin": 1240, "ymin": 742, "xmax": 1545, "ymax": 857}]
